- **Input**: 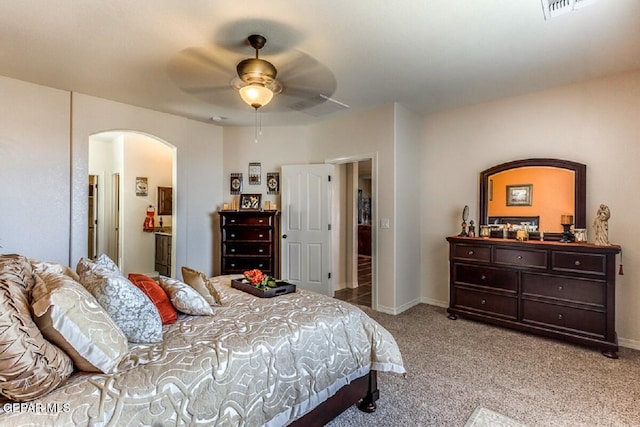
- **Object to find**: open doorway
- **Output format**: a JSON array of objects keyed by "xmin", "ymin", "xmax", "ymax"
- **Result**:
[
  {"xmin": 330, "ymin": 156, "xmax": 375, "ymax": 308},
  {"xmin": 88, "ymin": 131, "xmax": 176, "ymax": 276}
]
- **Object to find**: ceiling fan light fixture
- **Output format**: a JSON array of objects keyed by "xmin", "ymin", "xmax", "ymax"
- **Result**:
[{"xmin": 239, "ymin": 84, "xmax": 274, "ymax": 109}]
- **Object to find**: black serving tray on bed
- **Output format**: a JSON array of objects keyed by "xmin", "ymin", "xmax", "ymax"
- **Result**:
[{"xmin": 231, "ymin": 279, "xmax": 296, "ymax": 298}]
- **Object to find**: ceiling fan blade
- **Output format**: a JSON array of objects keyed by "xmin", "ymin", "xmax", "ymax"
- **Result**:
[{"xmin": 167, "ymin": 45, "xmax": 243, "ymax": 105}]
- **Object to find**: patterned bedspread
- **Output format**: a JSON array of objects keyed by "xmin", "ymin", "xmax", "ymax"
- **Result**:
[{"xmin": 0, "ymin": 276, "xmax": 404, "ymax": 426}]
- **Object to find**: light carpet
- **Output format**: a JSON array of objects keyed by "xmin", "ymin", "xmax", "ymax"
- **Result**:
[{"xmin": 326, "ymin": 303, "xmax": 640, "ymax": 426}]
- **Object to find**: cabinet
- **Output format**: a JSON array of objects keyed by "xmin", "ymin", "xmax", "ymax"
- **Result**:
[
  {"xmin": 358, "ymin": 225, "xmax": 372, "ymax": 256},
  {"xmin": 155, "ymin": 233, "xmax": 172, "ymax": 276},
  {"xmin": 219, "ymin": 211, "xmax": 280, "ymax": 277},
  {"xmin": 446, "ymin": 236, "xmax": 621, "ymax": 357}
]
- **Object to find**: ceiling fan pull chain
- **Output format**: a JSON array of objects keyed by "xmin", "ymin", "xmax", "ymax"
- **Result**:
[{"xmin": 254, "ymin": 108, "xmax": 259, "ymax": 143}]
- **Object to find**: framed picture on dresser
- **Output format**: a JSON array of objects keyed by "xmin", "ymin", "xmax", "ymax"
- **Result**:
[{"xmin": 239, "ymin": 193, "xmax": 262, "ymax": 211}]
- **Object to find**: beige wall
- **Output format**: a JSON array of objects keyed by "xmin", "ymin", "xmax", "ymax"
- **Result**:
[
  {"xmin": 308, "ymin": 104, "xmax": 398, "ymax": 312},
  {"xmin": 0, "ymin": 76, "xmax": 224, "ymax": 276},
  {"xmin": 0, "ymin": 77, "xmax": 71, "ymax": 265},
  {"xmin": 421, "ymin": 70, "xmax": 640, "ymax": 348},
  {"xmin": 71, "ymin": 94, "xmax": 224, "ymax": 276}
]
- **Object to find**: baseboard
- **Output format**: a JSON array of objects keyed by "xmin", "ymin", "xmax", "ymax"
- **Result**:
[
  {"xmin": 420, "ymin": 297, "xmax": 448, "ymax": 309},
  {"xmin": 378, "ymin": 298, "xmax": 640, "ymax": 351},
  {"xmin": 376, "ymin": 298, "xmax": 423, "ymax": 315},
  {"xmin": 618, "ymin": 337, "xmax": 640, "ymax": 351}
]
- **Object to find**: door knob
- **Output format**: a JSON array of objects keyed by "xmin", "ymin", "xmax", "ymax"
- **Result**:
[{"xmin": 282, "ymin": 234, "xmax": 288, "ymax": 239}]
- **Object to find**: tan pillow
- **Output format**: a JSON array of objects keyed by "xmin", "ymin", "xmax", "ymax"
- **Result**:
[
  {"xmin": 159, "ymin": 276, "xmax": 214, "ymax": 315},
  {"xmin": 31, "ymin": 272, "xmax": 129, "ymax": 373},
  {"xmin": 181, "ymin": 266, "xmax": 221, "ymax": 306},
  {"xmin": 30, "ymin": 259, "xmax": 80, "ymax": 282},
  {"xmin": 0, "ymin": 254, "xmax": 74, "ymax": 401}
]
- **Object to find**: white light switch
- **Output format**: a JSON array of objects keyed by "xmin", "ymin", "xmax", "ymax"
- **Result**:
[{"xmin": 380, "ymin": 218, "xmax": 390, "ymax": 229}]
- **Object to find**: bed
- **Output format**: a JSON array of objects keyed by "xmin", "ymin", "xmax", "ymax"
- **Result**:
[{"xmin": 0, "ymin": 254, "xmax": 405, "ymax": 426}]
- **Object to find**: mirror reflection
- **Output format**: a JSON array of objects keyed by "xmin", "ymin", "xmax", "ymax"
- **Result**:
[
  {"xmin": 479, "ymin": 158, "xmax": 586, "ymax": 240},
  {"xmin": 488, "ymin": 167, "xmax": 575, "ymax": 232}
]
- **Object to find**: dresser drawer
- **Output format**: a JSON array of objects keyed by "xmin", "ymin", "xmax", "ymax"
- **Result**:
[
  {"xmin": 454, "ymin": 264, "xmax": 517, "ymax": 292},
  {"xmin": 223, "ymin": 242, "xmax": 272, "ymax": 256},
  {"xmin": 551, "ymin": 251, "xmax": 606, "ymax": 276},
  {"xmin": 522, "ymin": 300, "xmax": 606, "ymax": 338},
  {"xmin": 452, "ymin": 244, "xmax": 491, "ymax": 262},
  {"xmin": 221, "ymin": 215, "xmax": 273, "ymax": 227},
  {"xmin": 222, "ymin": 229, "xmax": 273, "ymax": 241},
  {"xmin": 453, "ymin": 287, "xmax": 517, "ymax": 319},
  {"xmin": 521, "ymin": 273, "xmax": 605, "ymax": 307},
  {"xmin": 494, "ymin": 247, "xmax": 547, "ymax": 269},
  {"xmin": 222, "ymin": 257, "xmax": 273, "ymax": 273}
]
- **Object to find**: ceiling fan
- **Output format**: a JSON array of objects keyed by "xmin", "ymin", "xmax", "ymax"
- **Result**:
[
  {"xmin": 167, "ymin": 32, "xmax": 342, "ymax": 118},
  {"xmin": 230, "ymin": 34, "xmax": 283, "ymax": 110}
]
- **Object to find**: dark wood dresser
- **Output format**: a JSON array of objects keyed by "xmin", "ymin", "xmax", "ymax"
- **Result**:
[
  {"xmin": 219, "ymin": 210, "xmax": 280, "ymax": 277},
  {"xmin": 446, "ymin": 236, "xmax": 621, "ymax": 357}
]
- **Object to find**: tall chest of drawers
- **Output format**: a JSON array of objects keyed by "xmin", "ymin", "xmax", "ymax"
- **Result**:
[
  {"xmin": 220, "ymin": 211, "xmax": 280, "ymax": 277},
  {"xmin": 446, "ymin": 236, "xmax": 621, "ymax": 357}
]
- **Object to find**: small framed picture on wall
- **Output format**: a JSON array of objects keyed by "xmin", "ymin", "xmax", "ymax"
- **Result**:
[
  {"xmin": 267, "ymin": 172, "xmax": 279, "ymax": 194},
  {"xmin": 248, "ymin": 162, "xmax": 261, "ymax": 185},
  {"xmin": 230, "ymin": 173, "xmax": 243, "ymax": 194}
]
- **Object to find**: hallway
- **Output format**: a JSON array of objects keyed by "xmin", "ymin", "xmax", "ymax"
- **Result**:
[{"xmin": 334, "ymin": 255, "xmax": 371, "ymax": 307}]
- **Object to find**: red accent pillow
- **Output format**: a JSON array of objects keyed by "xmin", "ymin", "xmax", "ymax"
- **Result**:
[{"xmin": 128, "ymin": 273, "xmax": 178, "ymax": 325}]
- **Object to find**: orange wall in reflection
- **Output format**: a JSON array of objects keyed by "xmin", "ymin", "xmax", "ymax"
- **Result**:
[{"xmin": 488, "ymin": 167, "xmax": 574, "ymax": 232}]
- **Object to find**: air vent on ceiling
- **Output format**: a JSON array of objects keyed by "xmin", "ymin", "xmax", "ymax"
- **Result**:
[{"xmin": 541, "ymin": 0, "xmax": 600, "ymax": 20}]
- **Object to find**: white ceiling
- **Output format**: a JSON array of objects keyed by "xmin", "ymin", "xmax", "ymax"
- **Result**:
[{"xmin": 1, "ymin": 0, "xmax": 639, "ymax": 127}]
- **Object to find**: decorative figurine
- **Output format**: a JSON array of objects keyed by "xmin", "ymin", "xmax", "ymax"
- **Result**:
[
  {"xmin": 468, "ymin": 220, "xmax": 476, "ymax": 238},
  {"xmin": 593, "ymin": 204, "xmax": 611, "ymax": 246},
  {"xmin": 458, "ymin": 205, "xmax": 469, "ymax": 237}
]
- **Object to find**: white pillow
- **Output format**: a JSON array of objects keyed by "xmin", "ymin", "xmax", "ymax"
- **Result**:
[
  {"xmin": 159, "ymin": 276, "xmax": 215, "ymax": 315},
  {"xmin": 77, "ymin": 257, "xmax": 163, "ymax": 343},
  {"xmin": 31, "ymin": 272, "xmax": 129, "ymax": 373}
]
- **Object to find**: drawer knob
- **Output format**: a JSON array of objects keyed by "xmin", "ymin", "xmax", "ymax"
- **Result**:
[
  {"xmin": 558, "ymin": 285, "xmax": 563, "ymax": 291},
  {"xmin": 258, "ymin": 249, "xmax": 264, "ymax": 253},
  {"xmin": 259, "ymin": 234, "xmax": 264, "ymax": 238},
  {"xmin": 574, "ymin": 260, "xmax": 581, "ymax": 266},
  {"xmin": 258, "ymin": 264, "xmax": 264, "ymax": 268},
  {"xmin": 481, "ymin": 299, "xmax": 487, "ymax": 305},
  {"xmin": 230, "ymin": 219, "xmax": 236, "ymax": 223},
  {"xmin": 468, "ymin": 250, "xmax": 474, "ymax": 255},
  {"xmin": 517, "ymin": 255, "xmax": 523, "ymax": 260},
  {"xmin": 558, "ymin": 314, "xmax": 564, "ymax": 320},
  {"xmin": 259, "ymin": 219, "xmax": 264, "ymax": 223},
  {"xmin": 230, "ymin": 263, "xmax": 236, "ymax": 267},
  {"xmin": 230, "ymin": 234, "xmax": 236, "ymax": 238},
  {"xmin": 230, "ymin": 249, "xmax": 236, "ymax": 253},
  {"xmin": 481, "ymin": 275, "xmax": 486, "ymax": 280}
]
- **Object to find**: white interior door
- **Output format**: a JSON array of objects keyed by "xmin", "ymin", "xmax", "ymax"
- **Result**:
[{"xmin": 281, "ymin": 164, "xmax": 333, "ymax": 295}]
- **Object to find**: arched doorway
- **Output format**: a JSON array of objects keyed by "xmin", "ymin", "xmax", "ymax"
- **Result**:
[{"xmin": 88, "ymin": 131, "xmax": 176, "ymax": 276}]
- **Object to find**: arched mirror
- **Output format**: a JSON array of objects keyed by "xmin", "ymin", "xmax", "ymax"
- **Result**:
[{"xmin": 479, "ymin": 158, "xmax": 586, "ymax": 240}]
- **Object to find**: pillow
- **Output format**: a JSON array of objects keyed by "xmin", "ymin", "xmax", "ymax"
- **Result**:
[
  {"xmin": 76, "ymin": 257, "xmax": 163, "ymax": 343},
  {"xmin": 128, "ymin": 273, "xmax": 178, "ymax": 325},
  {"xmin": 158, "ymin": 276, "xmax": 214, "ymax": 315},
  {"xmin": 30, "ymin": 259, "xmax": 80, "ymax": 282},
  {"xmin": 31, "ymin": 272, "xmax": 129, "ymax": 373},
  {"xmin": 0, "ymin": 254, "xmax": 74, "ymax": 401},
  {"xmin": 181, "ymin": 266, "xmax": 221, "ymax": 306}
]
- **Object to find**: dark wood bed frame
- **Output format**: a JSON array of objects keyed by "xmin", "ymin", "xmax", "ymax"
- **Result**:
[{"xmin": 290, "ymin": 370, "xmax": 378, "ymax": 426}]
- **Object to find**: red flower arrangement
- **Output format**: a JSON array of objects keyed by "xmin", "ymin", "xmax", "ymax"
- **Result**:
[{"xmin": 243, "ymin": 269, "xmax": 278, "ymax": 290}]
